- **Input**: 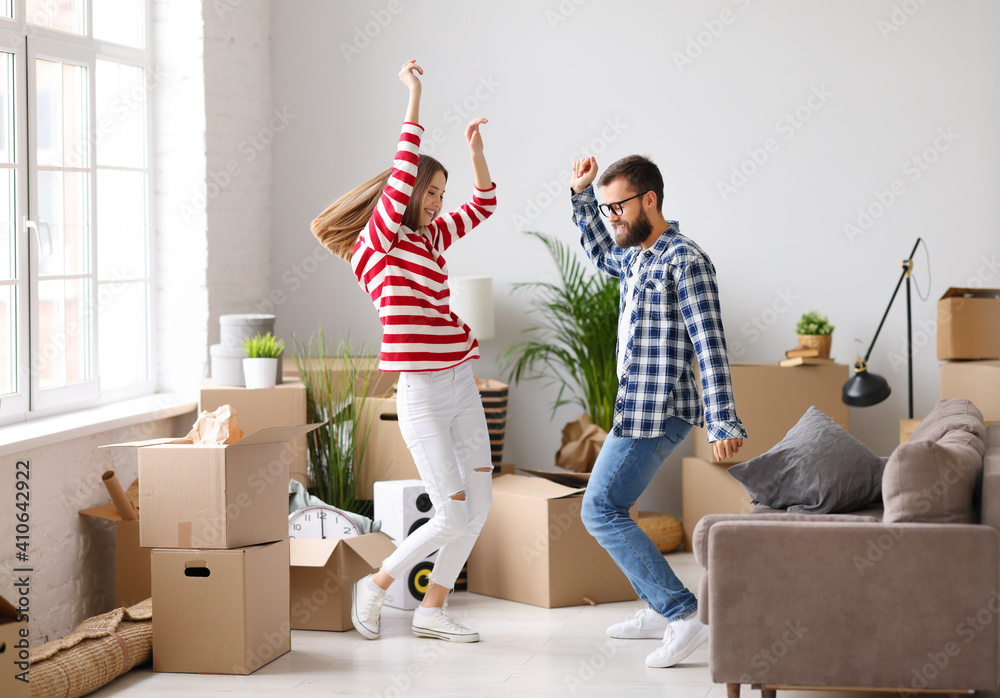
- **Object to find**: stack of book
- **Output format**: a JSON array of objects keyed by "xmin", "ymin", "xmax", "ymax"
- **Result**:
[{"xmin": 780, "ymin": 346, "xmax": 835, "ymax": 367}]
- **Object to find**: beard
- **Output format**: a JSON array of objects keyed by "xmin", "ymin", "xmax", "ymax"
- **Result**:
[{"xmin": 612, "ymin": 207, "xmax": 653, "ymax": 248}]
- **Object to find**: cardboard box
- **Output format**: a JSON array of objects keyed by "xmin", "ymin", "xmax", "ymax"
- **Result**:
[
  {"xmin": 151, "ymin": 539, "xmax": 289, "ymax": 675},
  {"xmin": 199, "ymin": 379, "xmax": 310, "ymax": 485},
  {"xmin": 692, "ymin": 362, "xmax": 850, "ymax": 465},
  {"xmin": 681, "ymin": 456, "xmax": 754, "ymax": 551},
  {"xmin": 937, "ymin": 288, "xmax": 1000, "ymax": 360},
  {"xmin": 105, "ymin": 424, "xmax": 318, "ymax": 549},
  {"xmin": 0, "ymin": 595, "xmax": 28, "ymax": 697},
  {"xmin": 467, "ymin": 473, "xmax": 637, "ymax": 608},
  {"xmin": 899, "ymin": 418, "xmax": 923, "ymax": 444},
  {"xmin": 288, "ymin": 532, "xmax": 397, "ymax": 631},
  {"xmin": 78, "ymin": 507, "xmax": 151, "ymax": 608},
  {"xmin": 940, "ymin": 360, "xmax": 1000, "ymax": 422},
  {"xmin": 357, "ymin": 396, "xmax": 419, "ymax": 498},
  {"xmin": 79, "ymin": 477, "xmax": 151, "ymax": 607}
]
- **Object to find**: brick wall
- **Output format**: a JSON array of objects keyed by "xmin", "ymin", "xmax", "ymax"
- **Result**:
[{"xmin": 154, "ymin": 0, "xmax": 273, "ymax": 392}]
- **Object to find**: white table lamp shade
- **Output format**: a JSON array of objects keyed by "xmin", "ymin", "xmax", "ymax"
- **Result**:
[{"xmin": 450, "ymin": 276, "xmax": 495, "ymax": 341}]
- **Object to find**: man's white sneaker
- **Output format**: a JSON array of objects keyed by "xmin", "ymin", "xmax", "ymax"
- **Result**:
[
  {"xmin": 645, "ymin": 613, "xmax": 709, "ymax": 668},
  {"xmin": 411, "ymin": 608, "xmax": 480, "ymax": 643},
  {"xmin": 351, "ymin": 574, "xmax": 387, "ymax": 640},
  {"xmin": 606, "ymin": 605, "xmax": 670, "ymax": 639}
]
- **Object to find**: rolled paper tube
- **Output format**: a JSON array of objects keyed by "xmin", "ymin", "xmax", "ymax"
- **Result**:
[{"xmin": 102, "ymin": 471, "xmax": 139, "ymax": 521}]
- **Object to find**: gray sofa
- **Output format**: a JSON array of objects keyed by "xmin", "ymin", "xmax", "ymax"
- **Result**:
[{"xmin": 693, "ymin": 399, "xmax": 999, "ymax": 697}]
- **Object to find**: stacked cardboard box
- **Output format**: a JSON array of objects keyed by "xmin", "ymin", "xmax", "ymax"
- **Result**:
[
  {"xmin": 938, "ymin": 288, "xmax": 1000, "ymax": 421},
  {"xmin": 106, "ymin": 424, "xmax": 316, "ymax": 675},
  {"xmin": 199, "ymin": 378, "xmax": 309, "ymax": 485},
  {"xmin": 683, "ymin": 362, "xmax": 850, "ymax": 550}
]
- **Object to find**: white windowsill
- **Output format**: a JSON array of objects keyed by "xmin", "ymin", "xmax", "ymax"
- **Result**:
[{"xmin": 0, "ymin": 393, "xmax": 199, "ymax": 457}]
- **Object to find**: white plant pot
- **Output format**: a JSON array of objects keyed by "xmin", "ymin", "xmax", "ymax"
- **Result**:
[{"xmin": 243, "ymin": 358, "xmax": 278, "ymax": 390}]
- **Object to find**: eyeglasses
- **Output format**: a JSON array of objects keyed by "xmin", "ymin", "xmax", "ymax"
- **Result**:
[{"xmin": 598, "ymin": 192, "xmax": 645, "ymax": 218}]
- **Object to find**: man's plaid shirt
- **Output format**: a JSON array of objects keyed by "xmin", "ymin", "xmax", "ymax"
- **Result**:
[{"xmin": 572, "ymin": 185, "xmax": 747, "ymax": 442}]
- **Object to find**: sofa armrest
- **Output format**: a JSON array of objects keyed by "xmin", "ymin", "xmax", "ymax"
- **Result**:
[
  {"xmin": 691, "ymin": 512, "xmax": 880, "ymax": 568},
  {"xmin": 706, "ymin": 520, "xmax": 999, "ymax": 690}
]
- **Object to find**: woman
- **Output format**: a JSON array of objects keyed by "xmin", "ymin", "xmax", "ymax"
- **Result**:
[{"xmin": 311, "ymin": 59, "xmax": 496, "ymax": 643}]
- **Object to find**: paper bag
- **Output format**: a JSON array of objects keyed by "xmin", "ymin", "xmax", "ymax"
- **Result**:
[
  {"xmin": 556, "ymin": 414, "xmax": 607, "ymax": 473},
  {"xmin": 185, "ymin": 404, "xmax": 245, "ymax": 445}
]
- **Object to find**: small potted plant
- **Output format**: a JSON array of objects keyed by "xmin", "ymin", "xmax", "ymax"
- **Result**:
[
  {"xmin": 242, "ymin": 332, "xmax": 284, "ymax": 389},
  {"xmin": 795, "ymin": 311, "xmax": 835, "ymax": 358}
]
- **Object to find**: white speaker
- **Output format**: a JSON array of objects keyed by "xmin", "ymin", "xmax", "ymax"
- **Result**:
[{"xmin": 374, "ymin": 479, "xmax": 437, "ymax": 610}]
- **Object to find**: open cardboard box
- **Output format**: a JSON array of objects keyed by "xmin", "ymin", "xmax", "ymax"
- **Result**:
[
  {"xmin": 199, "ymin": 379, "xmax": 310, "ymax": 485},
  {"xmin": 79, "ymin": 478, "xmax": 151, "ymax": 608},
  {"xmin": 0, "ymin": 594, "xmax": 28, "ymax": 697},
  {"xmin": 103, "ymin": 423, "xmax": 320, "ymax": 549},
  {"xmin": 466, "ymin": 469, "xmax": 637, "ymax": 608},
  {"xmin": 152, "ymin": 539, "xmax": 289, "ymax": 675},
  {"xmin": 289, "ymin": 532, "xmax": 397, "ymax": 631},
  {"xmin": 937, "ymin": 287, "xmax": 1000, "ymax": 360},
  {"xmin": 692, "ymin": 361, "xmax": 850, "ymax": 465}
]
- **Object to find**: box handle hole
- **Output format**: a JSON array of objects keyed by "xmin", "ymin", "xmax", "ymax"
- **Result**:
[{"xmin": 184, "ymin": 566, "xmax": 210, "ymax": 578}]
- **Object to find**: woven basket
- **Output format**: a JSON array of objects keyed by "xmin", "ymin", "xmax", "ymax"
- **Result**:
[
  {"xmin": 476, "ymin": 378, "xmax": 508, "ymax": 465},
  {"xmin": 637, "ymin": 512, "xmax": 684, "ymax": 553},
  {"xmin": 29, "ymin": 598, "xmax": 152, "ymax": 698}
]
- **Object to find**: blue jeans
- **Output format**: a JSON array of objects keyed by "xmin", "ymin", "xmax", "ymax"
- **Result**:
[{"xmin": 581, "ymin": 417, "xmax": 695, "ymax": 621}]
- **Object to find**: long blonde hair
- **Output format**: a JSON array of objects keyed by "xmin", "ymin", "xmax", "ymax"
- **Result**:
[{"xmin": 312, "ymin": 156, "xmax": 448, "ymax": 262}]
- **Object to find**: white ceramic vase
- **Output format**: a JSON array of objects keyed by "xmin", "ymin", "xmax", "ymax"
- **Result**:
[{"xmin": 243, "ymin": 357, "xmax": 278, "ymax": 389}]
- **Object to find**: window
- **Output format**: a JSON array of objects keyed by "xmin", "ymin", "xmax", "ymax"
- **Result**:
[{"xmin": 0, "ymin": 0, "xmax": 152, "ymax": 424}]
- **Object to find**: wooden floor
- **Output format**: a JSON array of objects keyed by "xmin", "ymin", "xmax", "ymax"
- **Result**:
[{"xmin": 88, "ymin": 552, "xmax": 998, "ymax": 698}]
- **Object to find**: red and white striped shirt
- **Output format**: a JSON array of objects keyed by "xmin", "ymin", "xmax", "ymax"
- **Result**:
[{"xmin": 351, "ymin": 122, "xmax": 498, "ymax": 372}]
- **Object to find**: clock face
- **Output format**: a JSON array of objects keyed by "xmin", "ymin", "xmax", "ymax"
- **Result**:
[{"xmin": 288, "ymin": 505, "xmax": 361, "ymax": 540}]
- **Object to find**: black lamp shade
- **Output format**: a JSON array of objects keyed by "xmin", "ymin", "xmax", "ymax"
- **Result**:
[{"xmin": 842, "ymin": 370, "xmax": 891, "ymax": 407}]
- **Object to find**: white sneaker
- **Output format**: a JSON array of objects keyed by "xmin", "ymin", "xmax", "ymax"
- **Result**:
[
  {"xmin": 411, "ymin": 608, "xmax": 480, "ymax": 643},
  {"xmin": 645, "ymin": 613, "xmax": 709, "ymax": 668},
  {"xmin": 351, "ymin": 575, "xmax": 388, "ymax": 640},
  {"xmin": 606, "ymin": 605, "xmax": 670, "ymax": 639}
]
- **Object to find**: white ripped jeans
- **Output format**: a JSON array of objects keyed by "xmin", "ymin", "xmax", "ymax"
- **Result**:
[{"xmin": 380, "ymin": 360, "xmax": 493, "ymax": 589}]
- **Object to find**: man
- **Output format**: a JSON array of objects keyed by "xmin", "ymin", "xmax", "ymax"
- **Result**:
[{"xmin": 571, "ymin": 154, "xmax": 746, "ymax": 668}]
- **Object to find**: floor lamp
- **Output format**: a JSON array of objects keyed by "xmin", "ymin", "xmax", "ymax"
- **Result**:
[
  {"xmin": 842, "ymin": 238, "xmax": 923, "ymax": 419},
  {"xmin": 450, "ymin": 276, "xmax": 508, "ymax": 465}
]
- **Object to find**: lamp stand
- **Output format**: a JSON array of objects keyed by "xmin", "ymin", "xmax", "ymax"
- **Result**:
[{"xmin": 843, "ymin": 238, "xmax": 922, "ymax": 418}]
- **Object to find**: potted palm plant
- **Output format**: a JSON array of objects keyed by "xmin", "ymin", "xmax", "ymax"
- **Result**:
[
  {"xmin": 291, "ymin": 327, "xmax": 381, "ymax": 515},
  {"xmin": 796, "ymin": 311, "xmax": 835, "ymax": 358},
  {"xmin": 241, "ymin": 332, "xmax": 284, "ymax": 389},
  {"xmin": 502, "ymin": 231, "xmax": 620, "ymax": 471}
]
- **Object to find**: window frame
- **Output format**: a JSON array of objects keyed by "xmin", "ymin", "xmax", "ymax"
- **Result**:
[{"xmin": 0, "ymin": 0, "xmax": 156, "ymax": 426}]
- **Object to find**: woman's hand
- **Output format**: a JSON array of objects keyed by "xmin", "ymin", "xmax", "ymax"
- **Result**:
[
  {"xmin": 399, "ymin": 59, "xmax": 423, "ymax": 91},
  {"xmin": 465, "ymin": 117, "xmax": 488, "ymax": 155},
  {"xmin": 466, "ymin": 118, "xmax": 492, "ymax": 190},
  {"xmin": 400, "ymin": 59, "xmax": 422, "ymax": 124}
]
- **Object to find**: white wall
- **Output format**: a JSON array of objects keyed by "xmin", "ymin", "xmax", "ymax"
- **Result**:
[
  {"xmin": 271, "ymin": 1, "xmax": 1000, "ymax": 516},
  {"xmin": 154, "ymin": 0, "xmax": 274, "ymax": 392}
]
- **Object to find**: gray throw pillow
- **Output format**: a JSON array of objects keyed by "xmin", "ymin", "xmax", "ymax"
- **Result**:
[{"xmin": 728, "ymin": 406, "xmax": 885, "ymax": 514}]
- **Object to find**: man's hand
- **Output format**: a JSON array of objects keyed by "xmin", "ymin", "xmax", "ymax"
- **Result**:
[
  {"xmin": 571, "ymin": 156, "xmax": 598, "ymax": 194},
  {"xmin": 712, "ymin": 438, "xmax": 743, "ymax": 462}
]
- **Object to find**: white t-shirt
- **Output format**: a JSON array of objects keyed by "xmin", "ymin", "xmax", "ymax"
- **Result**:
[{"xmin": 617, "ymin": 265, "xmax": 640, "ymax": 381}]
